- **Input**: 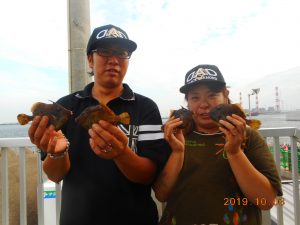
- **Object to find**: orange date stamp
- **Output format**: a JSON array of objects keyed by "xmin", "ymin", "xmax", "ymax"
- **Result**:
[{"xmin": 224, "ymin": 196, "xmax": 285, "ymax": 207}]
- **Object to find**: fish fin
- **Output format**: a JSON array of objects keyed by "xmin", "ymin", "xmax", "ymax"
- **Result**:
[
  {"xmin": 247, "ymin": 119, "xmax": 261, "ymax": 129},
  {"xmin": 233, "ymin": 103, "xmax": 242, "ymax": 108},
  {"xmin": 118, "ymin": 112, "xmax": 130, "ymax": 125},
  {"xmin": 169, "ymin": 109, "xmax": 175, "ymax": 117},
  {"xmin": 233, "ymin": 103, "xmax": 247, "ymax": 117},
  {"xmin": 31, "ymin": 102, "xmax": 42, "ymax": 113},
  {"xmin": 17, "ymin": 114, "xmax": 33, "ymax": 125},
  {"xmin": 101, "ymin": 104, "xmax": 115, "ymax": 115},
  {"xmin": 180, "ymin": 106, "xmax": 187, "ymax": 110}
]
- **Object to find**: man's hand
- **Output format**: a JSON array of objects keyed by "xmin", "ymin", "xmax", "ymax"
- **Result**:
[{"xmin": 88, "ymin": 120, "xmax": 128, "ymax": 159}]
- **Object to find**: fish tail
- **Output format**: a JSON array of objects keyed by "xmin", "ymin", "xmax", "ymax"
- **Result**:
[
  {"xmin": 247, "ymin": 119, "xmax": 261, "ymax": 129},
  {"xmin": 17, "ymin": 114, "xmax": 33, "ymax": 125},
  {"xmin": 118, "ymin": 112, "xmax": 130, "ymax": 125}
]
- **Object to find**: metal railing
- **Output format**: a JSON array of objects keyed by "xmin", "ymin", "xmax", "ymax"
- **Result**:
[
  {"xmin": 0, "ymin": 138, "xmax": 61, "ymax": 225},
  {"xmin": 1, "ymin": 127, "xmax": 300, "ymax": 225},
  {"xmin": 259, "ymin": 127, "xmax": 300, "ymax": 225},
  {"xmin": 260, "ymin": 127, "xmax": 300, "ymax": 225}
]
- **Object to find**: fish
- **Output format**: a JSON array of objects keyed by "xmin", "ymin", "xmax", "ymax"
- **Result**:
[
  {"xmin": 17, "ymin": 101, "xmax": 73, "ymax": 131},
  {"xmin": 75, "ymin": 104, "xmax": 130, "ymax": 129},
  {"xmin": 209, "ymin": 103, "xmax": 261, "ymax": 129},
  {"xmin": 161, "ymin": 106, "xmax": 194, "ymax": 134}
]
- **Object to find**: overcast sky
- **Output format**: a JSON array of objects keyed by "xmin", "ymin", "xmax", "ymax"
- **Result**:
[{"xmin": 0, "ymin": 0, "xmax": 299, "ymax": 123}]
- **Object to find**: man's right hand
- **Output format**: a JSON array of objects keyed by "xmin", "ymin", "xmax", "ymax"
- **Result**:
[{"xmin": 28, "ymin": 116, "xmax": 68, "ymax": 155}]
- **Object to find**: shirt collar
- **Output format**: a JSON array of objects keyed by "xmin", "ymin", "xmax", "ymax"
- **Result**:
[
  {"xmin": 120, "ymin": 83, "xmax": 135, "ymax": 101},
  {"xmin": 75, "ymin": 82, "xmax": 135, "ymax": 101}
]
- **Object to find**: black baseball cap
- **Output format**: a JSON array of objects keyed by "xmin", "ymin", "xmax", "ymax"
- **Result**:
[
  {"xmin": 86, "ymin": 24, "xmax": 137, "ymax": 55},
  {"xmin": 179, "ymin": 64, "xmax": 226, "ymax": 94}
]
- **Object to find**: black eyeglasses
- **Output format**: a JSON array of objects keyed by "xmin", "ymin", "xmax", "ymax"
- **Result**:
[{"xmin": 91, "ymin": 48, "xmax": 131, "ymax": 59}]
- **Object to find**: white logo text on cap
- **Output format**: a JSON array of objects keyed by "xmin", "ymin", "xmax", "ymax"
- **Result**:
[
  {"xmin": 186, "ymin": 68, "xmax": 218, "ymax": 84},
  {"xmin": 96, "ymin": 28, "xmax": 127, "ymax": 40}
]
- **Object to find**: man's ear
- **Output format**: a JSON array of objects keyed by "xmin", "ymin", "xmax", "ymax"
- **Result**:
[{"xmin": 87, "ymin": 54, "xmax": 94, "ymax": 68}]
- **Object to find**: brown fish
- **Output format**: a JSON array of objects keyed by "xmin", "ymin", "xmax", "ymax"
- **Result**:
[
  {"xmin": 17, "ymin": 101, "xmax": 73, "ymax": 131},
  {"xmin": 162, "ymin": 107, "xmax": 194, "ymax": 134},
  {"xmin": 209, "ymin": 103, "xmax": 261, "ymax": 129},
  {"xmin": 75, "ymin": 104, "xmax": 130, "ymax": 129}
]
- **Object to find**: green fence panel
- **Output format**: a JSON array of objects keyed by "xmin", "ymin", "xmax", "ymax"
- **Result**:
[
  {"xmin": 269, "ymin": 147, "xmax": 300, "ymax": 172},
  {"xmin": 281, "ymin": 149, "xmax": 288, "ymax": 169},
  {"xmin": 287, "ymin": 150, "xmax": 300, "ymax": 172}
]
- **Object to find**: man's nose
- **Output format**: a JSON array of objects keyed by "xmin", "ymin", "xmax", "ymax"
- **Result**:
[{"xmin": 107, "ymin": 55, "xmax": 119, "ymax": 64}]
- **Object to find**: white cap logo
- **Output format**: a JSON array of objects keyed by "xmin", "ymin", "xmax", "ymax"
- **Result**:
[
  {"xmin": 96, "ymin": 28, "xmax": 127, "ymax": 40},
  {"xmin": 186, "ymin": 68, "xmax": 218, "ymax": 84}
]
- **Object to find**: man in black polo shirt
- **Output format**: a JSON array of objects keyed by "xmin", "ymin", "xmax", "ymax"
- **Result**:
[{"xmin": 28, "ymin": 24, "xmax": 170, "ymax": 225}]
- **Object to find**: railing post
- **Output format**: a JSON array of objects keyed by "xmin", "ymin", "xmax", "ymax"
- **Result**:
[
  {"xmin": 55, "ymin": 183, "xmax": 62, "ymax": 225},
  {"xmin": 262, "ymin": 210, "xmax": 271, "ymax": 225},
  {"xmin": 1, "ymin": 148, "xmax": 9, "ymax": 225},
  {"xmin": 37, "ymin": 149, "xmax": 44, "ymax": 225},
  {"xmin": 19, "ymin": 147, "xmax": 27, "ymax": 225},
  {"xmin": 273, "ymin": 137, "xmax": 281, "ymax": 174},
  {"xmin": 290, "ymin": 136, "xmax": 300, "ymax": 225},
  {"xmin": 273, "ymin": 137, "xmax": 284, "ymax": 225}
]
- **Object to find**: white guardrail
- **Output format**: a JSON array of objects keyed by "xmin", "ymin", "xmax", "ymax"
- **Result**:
[{"xmin": 1, "ymin": 127, "xmax": 300, "ymax": 225}]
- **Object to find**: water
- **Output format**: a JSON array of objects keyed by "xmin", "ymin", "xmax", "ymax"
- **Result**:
[
  {"xmin": 254, "ymin": 113, "xmax": 300, "ymax": 146},
  {"xmin": 0, "ymin": 124, "xmax": 31, "ymax": 138},
  {"xmin": 0, "ymin": 114, "xmax": 300, "ymax": 138},
  {"xmin": 255, "ymin": 113, "xmax": 300, "ymax": 129}
]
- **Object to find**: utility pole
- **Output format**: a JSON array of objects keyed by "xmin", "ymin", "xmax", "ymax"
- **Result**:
[
  {"xmin": 239, "ymin": 92, "xmax": 242, "ymax": 107},
  {"xmin": 248, "ymin": 93, "xmax": 253, "ymax": 119},
  {"xmin": 253, "ymin": 88, "xmax": 260, "ymax": 112},
  {"xmin": 248, "ymin": 88, "xmax": 260, "ymax": 119},
  {"xmin": 67, "ymin": 0, "xmax": 92, "ymax": 93},
  {"xmin": 275, "ymin": 86, "xmax": 280, "ymax": 112}
]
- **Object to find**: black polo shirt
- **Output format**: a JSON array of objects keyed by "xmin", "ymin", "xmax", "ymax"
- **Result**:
[{"xmin": 54, "ymin": 82, "xmax": 170, "ymax": 225}]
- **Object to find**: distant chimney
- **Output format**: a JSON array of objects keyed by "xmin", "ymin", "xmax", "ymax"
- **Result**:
[
  {"xmin": 275, "ymin": 86, "xmax": 280, "ymax": 111},
  {"xmin": 255, "ymin": 93, "xmax": 259, "ymax": 112},
  {"xmin": 239, "ymin": 92, "xmax": 242, "ymax": 106}
]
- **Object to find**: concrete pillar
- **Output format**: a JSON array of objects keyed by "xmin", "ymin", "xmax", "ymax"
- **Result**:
[{"xmin": 67, "ymin": 0, "xmax": 92, "ymax": 93}]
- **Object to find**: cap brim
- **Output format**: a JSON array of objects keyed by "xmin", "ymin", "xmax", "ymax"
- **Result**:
[
  {"xmin": 179, "ymin": 80, "xmax": 226, "ymax": 94},
  {"xmin": 90, "ymin": 38, "xmax": 137, "ymax": 53}
]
